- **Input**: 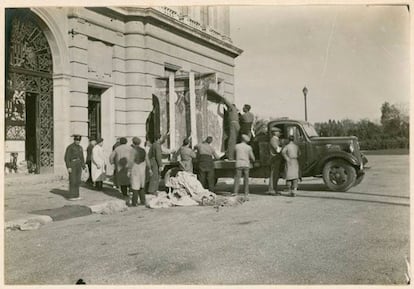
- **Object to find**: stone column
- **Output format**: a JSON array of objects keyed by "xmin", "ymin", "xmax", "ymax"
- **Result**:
[
  {"xmin": 190, "ymin": 7, "xmax": 201, "ymax": 23},
  {"xmin": 223, "ymin": 7, "xmax": 230, "ymax": 37},
  {"xmin": 189, "ymin": 71, "xmax": 197, "ymax": 146},
  {"xmin": 217, "ymin": 7, "xmax": 225, "ymax": 36},
  {"xmin": 208, "ymin": 6, "xmax": 215, "ymax": 28}
]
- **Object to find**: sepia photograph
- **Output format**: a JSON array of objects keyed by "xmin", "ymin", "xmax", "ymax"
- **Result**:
[{"xmin": 2, "ymin": 1, "xmax": 411, "ymax": 286}]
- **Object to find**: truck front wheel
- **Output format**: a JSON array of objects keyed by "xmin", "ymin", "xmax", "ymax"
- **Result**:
[
  {"xmin": 353, "ymin": 173, "xmax": 365, "ymax": 187},
  {"xmin": 322, "ymin": 159, "xmax": 356, "ymax": 192}
]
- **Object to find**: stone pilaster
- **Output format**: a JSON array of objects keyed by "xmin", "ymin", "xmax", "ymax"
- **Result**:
[
  {"xmin": 68, "ymin": 17, "xmax": 88, "ymax": 147},
  {"xmin": 124, "ymin": 21, "xmax": 152, "ymax": 140},
  {"xmin": 112, "ymin": 44, "xmax": 127, "ymax": 138},
  {"xmin": 53, "ymin": 74, "xmax": 71, "ymax": 175}
]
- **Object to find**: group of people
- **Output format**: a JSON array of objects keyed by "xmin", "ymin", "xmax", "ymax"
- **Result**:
[
  {"xmin": 267, "ymin": 127, "xmax": 301, "ymax": 197},
  {"xmin": 64, "ymin": 133, "xmax": 168, "ymax": 206},
  {"xmin": 221, "ymin": 102, "xmax": 300, "ymax": 199},
  {"xmin": 64, "ymin": 102, "xmax": 300, "ymax": 204},
  {"xmin": 227, "ymin": 126, "xmax": 300, "ymax": 200},
  {"xmin": 222, "ymin": 102, "xmax": 255, "ymax": 161}
]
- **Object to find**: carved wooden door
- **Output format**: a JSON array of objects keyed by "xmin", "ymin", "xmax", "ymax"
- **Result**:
[{"xmin": 6, "ymin": 10, "xmax": 54, "ymax": 173}]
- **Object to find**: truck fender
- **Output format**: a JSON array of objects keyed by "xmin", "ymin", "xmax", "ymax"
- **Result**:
[{"xmin": 316, "ymin": 151, "xmax": 360, "ymax": 172}]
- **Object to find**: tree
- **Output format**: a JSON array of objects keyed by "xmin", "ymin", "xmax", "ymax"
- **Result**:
[{"xmin": 381, "ymin": 102, "xmax": 404, "ymax": 137}]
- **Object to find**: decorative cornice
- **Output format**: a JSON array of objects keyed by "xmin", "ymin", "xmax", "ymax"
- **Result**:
[{"xmin": 86, "ymin": 7, "xmax": 243, "ymax": 58}]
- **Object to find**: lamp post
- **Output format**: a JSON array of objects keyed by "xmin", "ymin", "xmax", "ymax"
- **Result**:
[{"xmin": 302, "ymin": 86, "xmax": 308, "ymax": 122}]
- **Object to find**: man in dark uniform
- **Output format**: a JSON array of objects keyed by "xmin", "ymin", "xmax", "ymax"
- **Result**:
[
  {"xmin": 268, "ymin": 127, "xmax": 283, "ymax": 195},
  {"xmin": 64, "ymin": 135, "xmax": 86, "ymax": 200}
]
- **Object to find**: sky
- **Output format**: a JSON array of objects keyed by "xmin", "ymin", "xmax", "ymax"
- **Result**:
[{"xmin": 229, "ymin": 5, "xmax": 410, "ymax": 124}]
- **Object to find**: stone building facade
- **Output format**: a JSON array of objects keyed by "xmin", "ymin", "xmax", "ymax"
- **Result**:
[{"xmin": 4, "ymin": 7, "xmax": 242, "ymax": 175}]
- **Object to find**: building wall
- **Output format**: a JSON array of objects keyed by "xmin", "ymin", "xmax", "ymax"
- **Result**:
[{"xmin": 5, "ymin": 6, "xmax": 242, "ymax": 175}]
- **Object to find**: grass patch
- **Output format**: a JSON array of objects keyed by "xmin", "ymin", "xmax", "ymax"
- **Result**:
[{"xmin": 362, "ymin": 148, "xmax": 409, "ymax": 155}]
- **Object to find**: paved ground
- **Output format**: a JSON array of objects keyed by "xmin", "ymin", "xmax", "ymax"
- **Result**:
[
  {"xmin": 4, "ymin": 155, "xmax": 410, "ymax": 285},
  {"xmin": 5, "ymin": 177, "xmax": 123, "ymax": 222}
]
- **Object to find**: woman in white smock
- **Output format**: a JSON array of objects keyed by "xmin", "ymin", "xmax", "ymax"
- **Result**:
[{"xmin": 92, "ymin": 138, "xmax": 106, "ymax": 190}]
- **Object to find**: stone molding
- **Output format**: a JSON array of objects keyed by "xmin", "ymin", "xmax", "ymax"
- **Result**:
[{"xmin": 85, "ymin": 7, "xmax": 243, "ymax": 58}]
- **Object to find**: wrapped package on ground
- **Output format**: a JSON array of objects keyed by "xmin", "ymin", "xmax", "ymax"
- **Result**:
[
  {"xmin": 178, "ymin": 172, "xmax": 216, "ymax": 199},
  {"xmin": 166, "ymin": 171, "xmax": 216, "ymax": 204},
  {"xmin": 169, "ymin": 195, "xmax": 198, "ymax": 206}
]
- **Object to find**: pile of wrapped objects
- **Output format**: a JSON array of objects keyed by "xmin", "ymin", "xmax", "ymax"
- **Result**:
[{"xmin": 146, "ymin": 171, "xmax": 217, "ymax": 209}]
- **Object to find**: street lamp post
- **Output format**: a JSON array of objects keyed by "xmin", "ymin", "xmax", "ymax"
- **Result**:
[{"xmin": 302, "ymin": 86, "xmax": 308, "ymax": 122}]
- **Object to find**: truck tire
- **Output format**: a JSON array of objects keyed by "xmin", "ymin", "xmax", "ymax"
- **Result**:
[
  {"xmin": 322, "ymin": 159, "xmax": 356, "ymax": 192},
  {"xmin": 164, "ymin": 168, "xmax": 172, "ymax": 182},
  {"xmin": 354, "ymin": 174, "xmax": 365, "ymax": 187}
]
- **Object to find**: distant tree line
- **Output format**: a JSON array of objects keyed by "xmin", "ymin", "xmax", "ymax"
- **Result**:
[{"xmin": 314, "ymin": 102, "xmax": 409, "ymax": 150}]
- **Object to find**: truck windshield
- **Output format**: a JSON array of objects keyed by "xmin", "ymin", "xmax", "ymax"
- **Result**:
[{"xmin": 303, "ymin": 123, "xmax": 319, "ymax": 137}]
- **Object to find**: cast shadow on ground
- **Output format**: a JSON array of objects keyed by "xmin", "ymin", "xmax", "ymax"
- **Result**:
[
  {"xmin": 50, "ymin": 185, "xmax": 126, "ymax": 200},
  {"xmin": 215, "ymin": 182, "xmax": 330, "ymax": 196},
  {"xmin": 291, "ymin": 183, "xmax": 409, "ymax": 200},
  {"xmin": 336, "ymin": 190, "xmax": 410, "ymax": 199},
  {"xmin": 216, "ymin": 182, "xmax": 330, "ymax": 193},
  {"xmin": 214, "ymin": 182, "xmax": 409, "ymax": 206},
  {"xmin": 80, "ymin": 183, "xmax": 126, "ymax": 200},
  {"xmin": 50, "ymin": 188, "xmax": 70, "ymax": 200},
  {"xmin": 297, "ymin": 194, "xmax": 409, "ymax": 207}
]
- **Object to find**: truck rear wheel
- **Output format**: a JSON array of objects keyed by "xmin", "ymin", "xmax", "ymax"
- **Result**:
[{"xmin": 323, "ymin": 159, "xmax": 356, "ymax": 192}]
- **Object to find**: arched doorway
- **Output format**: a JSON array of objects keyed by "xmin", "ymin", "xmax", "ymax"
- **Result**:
[{"xmin": 5, "ymin": 9, "xmax": 54, "ymax": 174}]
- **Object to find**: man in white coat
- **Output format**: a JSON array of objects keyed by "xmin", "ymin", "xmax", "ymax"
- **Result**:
[{"xmin": 92, "ymin": 137, "xmax": 106, "ymax": 190}]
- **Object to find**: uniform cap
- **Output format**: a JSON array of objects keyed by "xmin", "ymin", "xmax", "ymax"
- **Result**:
[{"xmin": 73, "ymin": 135, "xmax": 82, "ymax": 141}]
